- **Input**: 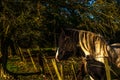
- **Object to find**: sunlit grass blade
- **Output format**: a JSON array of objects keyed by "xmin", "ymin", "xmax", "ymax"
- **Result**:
[
  {"xmin": 18, "ymin": 47, "xmax": 28, "ymax": 69},
  {"xmin": 52, "ymin": 59, "xmax": 62, "ymax": 80},
  {"xmin": 5, "ymin": 25, "xmax": 10, "ymax": 35},
  {"xmin": 18, "ymin": 47, "xmax": 27, "ymax": 63},
  {"xmin": 60, "ymin": 64, "xmax": 63, "ymax": 80},
  {"xmin": 71, "ymin": 64, "xmax": 77, "ymax": 80},
  {"xmin": 104, "ymin": 58, "xmax": 111, "ymax": 80},
  {"xmin": 27, "ymin": 49, "xmax": 38, "ymax": 72},
  {"xmin": 67, "ymin": 75, "xmax": 72, "ymax": 80},
  {"xmin": 43, "ymin": 56, "xmax": 54, "ymax": 80},
  {"xmin": 0, "ymin": 64, "xmax": 9, "ymax": 79}
]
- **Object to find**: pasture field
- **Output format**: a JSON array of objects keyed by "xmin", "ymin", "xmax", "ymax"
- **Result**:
[
  {"xmin": 0, "ymin": 50, "xmax": 120, "ymax": 80},
  {"xmin": 0, "ymin": 50, "xmax": 91, "ymax": 80}
]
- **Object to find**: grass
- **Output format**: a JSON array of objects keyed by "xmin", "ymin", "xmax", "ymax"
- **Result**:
[
  {"xmin": 104, "ymin": 58, "xmax": 111, "ymax": 80},
  {"xmin": 0, "ymin": 50, "xmax": 118, "ymax": 80},
  {"xmin": 0, "ymin": 54, "xmax": 85, "ymax": 80},
  {"xmin": 52, "ymin": 59, "xmax": 62, "ymax": 80}
]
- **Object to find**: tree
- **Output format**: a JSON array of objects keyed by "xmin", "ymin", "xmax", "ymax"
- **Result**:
[
  {"xmin": 41, "ymin": 0, "xmax": 120, "ymax": 42},
  {"xmin": 0, "ymin": 0, "xmax": 120, "ymax": 49}
]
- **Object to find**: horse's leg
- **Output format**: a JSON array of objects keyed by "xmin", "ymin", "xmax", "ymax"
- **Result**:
[
  {"xmin": 76, "ymin": 62, "xmax": 86, "ymax": 80},
  {"xmin": 76, "ymin": 58, "xmax": 87, "ymax": 80}
]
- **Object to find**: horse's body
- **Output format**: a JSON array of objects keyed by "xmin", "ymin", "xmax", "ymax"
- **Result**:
[
  {"xmin": 55, "ymin": 29, "xmax": 119, "ymax": 80},
  {"xmin": 77, "ymin": 43, "xmax": 120, "ymax": 80}
]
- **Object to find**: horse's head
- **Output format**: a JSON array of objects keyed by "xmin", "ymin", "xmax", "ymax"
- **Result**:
[{"xmin": 55, "ymin": 29, "xmax": 79, "ymax": 62}]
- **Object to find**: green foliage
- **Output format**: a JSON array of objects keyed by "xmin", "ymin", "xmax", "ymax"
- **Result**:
[
  {"xmin": 0, "ymin": 0, "xmax": 120, "ymax": 48},
  {"xmin": 0, "ymin": 1, "xmax": 120, "ymax": 79}
]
